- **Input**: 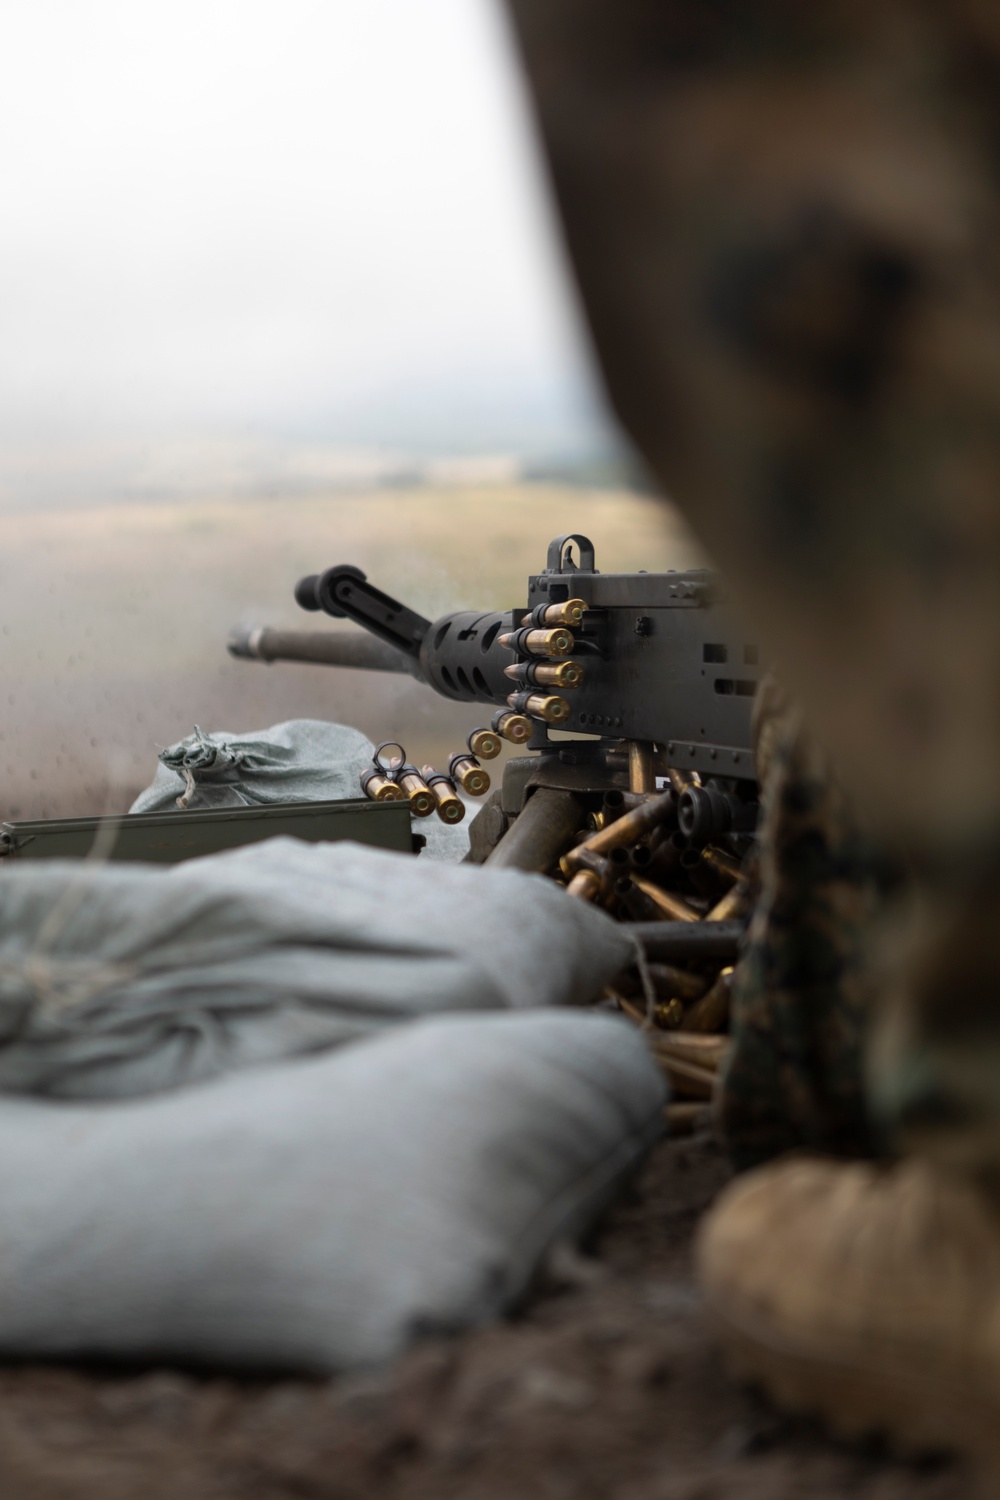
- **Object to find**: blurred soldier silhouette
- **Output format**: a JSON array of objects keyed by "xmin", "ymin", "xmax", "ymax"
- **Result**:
[{"xmin": 504, "ymin": 0, "xmax": 1000, "ymax": 1475}]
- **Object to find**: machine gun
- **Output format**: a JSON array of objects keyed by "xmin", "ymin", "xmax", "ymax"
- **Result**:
[{"xmin": 229, "ymin": 534, "xmax": 761, "ymax": 878}]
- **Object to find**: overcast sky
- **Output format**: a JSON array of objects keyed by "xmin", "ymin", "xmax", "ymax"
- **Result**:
[{"xmin": 1, "ymin": 0, "xmax": 602, "ymax": 446}]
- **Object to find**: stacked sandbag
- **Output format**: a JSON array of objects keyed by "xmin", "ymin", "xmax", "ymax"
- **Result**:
[{"xmin": 128, "ymin": 719, "xmax": 468, "ymax": 860}]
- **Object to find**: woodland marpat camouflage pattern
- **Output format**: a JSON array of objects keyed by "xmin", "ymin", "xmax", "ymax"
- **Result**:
[
  {"xmin": 505, "ymin": 0, "xmax": 1000, "ymax": 1174},
  {"xmin": 722, "ymin": 677, "xmax": 882, "ymax": 1170}
]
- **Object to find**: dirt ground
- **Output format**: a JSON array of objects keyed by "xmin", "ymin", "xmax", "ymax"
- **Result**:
[{"xmin": 0, "ymin": 1129, "xmax": 971, "ymax": 1500}]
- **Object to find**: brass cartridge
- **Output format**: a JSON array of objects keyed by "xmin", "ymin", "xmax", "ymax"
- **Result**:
[
  {"xmin": 667, "ymin": 767, "xmax": 701, "ymax": 793},
  {"xmin": 628, "ymin": 741, "xmax": 655, "ymax": 795},
  {"xmin": 503, "ymin": 659, "xmax": 584, "ymax": 690},
  {"xmin": 684, "ymin": 967, "xmax": 734, "ymax": 1033},
  {"xmin": 520, "ymin": 598, "xmax": 586, "ymax": 629},
  {"xmin": 567, "ymin": 868, "xmax": 602, "ymax": 902},
  {"xmin": 421, "ymin": 767, "xmax": 466, "ymax": 825},
  {"xmin": 701, "ymin": 845, "xmax": 743, "ymax": 886},
  {"xmin": 396, "ymin": 764, "xmax": 435, "ymax": 817},
  {"xmin": 359, "ymin": 767, "xmax": 406, "ymax": 802},
  {"xmin": 506, "ymin": 691, "xmax": 570, "ymax": 725},
  {"xmin": 706, "ymin": 884, "xmax": 750, "ymax": 922},
  {"xmin": 467, "ymin": 727, "xmax": 502, "ymax": 760},
  {"xmin": 448, "ymin": 752, "xmax": 491, "ymax": 797},
  {"xmin": 561, "ymin": 789, "xmax": 676, "ymax": 874},
  {"xmin": 498, "ymin": 626, "xmax": 575, "ymax": 658},
  {"xmin": 629, "ymin": 876, "xmax": 701, "ymax": 923},
  {"xmin": 655, "ymin": 998, "xmax": 685, "ymax": 1030},
  {"xmin": 491, "ymin": 708, "xmax": 533, "ymax": 744}
]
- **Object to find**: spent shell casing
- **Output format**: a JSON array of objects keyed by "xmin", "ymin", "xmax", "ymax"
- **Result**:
[
  {"xmin": 506, "ymin": 690, "xmax": 570, "ymax": 725},
  {"xmin": 629, "ymin": 876, "xmax": 701, "ymax": 922},
  {"xmin": 467, "ymin": 727, "xmax": 502, "ymax": 760},
  {"xmin": 566, "ymin": 868, "xmax": 602, "ymax": 902},
  {"xmin": 421, "ymin": 767, "xmax": 467, "ymax": 825},
  {"xmin": 397, "ymin": 766, "xmax": 435, "ymax": 817},
  {"xmin": 520, "ymin": 598, "xmax": 586, "ymax": 629},
  {"xmin": 490, "ymin": 708, "xmax": 532, "ymax": 744},
  {"xmin": 448, "ymin": 752, "xmax": 491, "ymax": 797},
  {"xmin": 497, "ymin": 626, "xmax": 575, "ymax": 658},
  {"xmin": 701, "ymin": 844, "xmax": 743, "ymax": 887},
  {"xmin": 503, "ymin": 659, "xmax": 583, "ymax": 689},
  {"xmin": 359, "ymin": 768, "xmax": 406, "ymax": 802},
  {"xmin": 628, "ymin": 741, "xmax": 656, "ymax": 795},
  {"xmin": 562, "ymin": 789, "xmax": 676, "ymax": 874}
]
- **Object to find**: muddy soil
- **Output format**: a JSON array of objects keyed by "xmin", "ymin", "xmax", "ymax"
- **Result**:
[{"xmin": 0, "ymin": 1131, "xmax": 969, "ymax": 1500}]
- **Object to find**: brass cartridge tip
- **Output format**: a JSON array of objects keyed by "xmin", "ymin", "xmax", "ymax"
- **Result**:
[
  {"xmin": 448, "ymin": 752, "xmax": 491, "ymax": 797},
  {"xmin": 468, "ymin": 727, "xmax": 502, "ymax": 760},
  {"xmin": 492, "ymin": 709, "xmax": 532, "ymax": 744}
]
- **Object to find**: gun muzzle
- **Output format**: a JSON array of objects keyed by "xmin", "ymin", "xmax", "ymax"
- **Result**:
[
  {"xmin": 503, "ymin": 659, "xmax": 583, "ymax": 690},
  {"xmin": 394, "ymin": 764, "xmax": 435, "ymax": 817},
  {"xmin": 491, "ymin": 708, "xmax": 532, "ymax": 744},
  {"xmin": 498, "ymin": 626, "xmax": 575, "ymax": 658},
  {"xmin": 421, "ymin": 767, "xmax": 466, "ymax": 824},
  {"xmin": 360, "ymin": 767, "xmax": 407, "ymax": 803},
  {"xmin": 448, "ymin": 752, "xmax": 490, "ymax": 796},
  {"xmin": 467, "ymin": 727, "xmax": 502, "ymax": 761},
  {"xmin": 506, "ymin": 690, "xmax": 570, "ymax": 725},
  {"xmin": 520, "ymin": 598, "xmax": 586, "ymax": 628}
]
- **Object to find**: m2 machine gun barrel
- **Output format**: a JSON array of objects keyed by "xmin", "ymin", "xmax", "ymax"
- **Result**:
[{"xmin": 230, "ymin": 534, "xmax": 760, "ymax": 783}]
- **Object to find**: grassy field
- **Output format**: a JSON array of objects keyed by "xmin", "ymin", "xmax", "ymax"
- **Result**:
[{"xmin": 0, "ymin": 484, "xmax": 703, "ymax": 820}]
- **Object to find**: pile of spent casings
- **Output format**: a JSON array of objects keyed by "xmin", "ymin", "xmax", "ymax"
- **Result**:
[{"xmin": 553, "ymin": 770, "xmax": 755, "ymax": 1110}]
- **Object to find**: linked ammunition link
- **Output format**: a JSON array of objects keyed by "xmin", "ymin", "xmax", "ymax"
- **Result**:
[
  {"xmin": 360, "ymin": 767, "xmax": 407, "ymax": 802},
  {"xmin": 420, "ymin": 767, "xmax": 466, "ymax": 825},
  {"xmin": 392, "ymin": 763, "xmax": 435, "ymax": 817},
  {"xmin": 490, "ymin": 708, "xmax": 532, "ymax": 744},
  {"xmin": 467, "ymin": 727, "xmax": 502, "ymax": 760},
  {"xmin": 498, "ymin": 626, "xmax": 575, "ymax": 659},
  {"xmin": 447, "ymin": 751, "xmax": 490, "ymax": 797},
  {"xmin": 505, "ymin": 690, "xmax": 570, "ymax": 725},
  {"xmin": 503, "ymin": 659, "xmax": 583, "ymax": 690},
  {"xmin": 520, "ymin": 598, "xmax": 586, "ymax": 629}
]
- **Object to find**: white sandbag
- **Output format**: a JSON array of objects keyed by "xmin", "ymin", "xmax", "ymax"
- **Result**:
[
  {"xmin": 0, "ymin": 837, "xmax": 635, "ymax": 1099},
  {"xmin": 0, "ymin": 1010, "xmax": 665, "ymax": 1372},
  {"xmin": 128, "ymin": 718, "xmax": 469, "ymax": 861}
]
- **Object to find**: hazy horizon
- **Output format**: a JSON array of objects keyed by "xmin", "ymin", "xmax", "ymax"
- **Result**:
[{"xmin": 1, "ymin": 0, "xmax": 613, "ymax": 463}]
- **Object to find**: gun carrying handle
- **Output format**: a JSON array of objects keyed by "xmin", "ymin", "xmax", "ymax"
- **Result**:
[
  {"xmin": 545, "ymin": 534, "xmax": 596, "ymax": 574},
  {"xmin": 294, "ymin": 565, "xmax": 431, "ymax": 661}
]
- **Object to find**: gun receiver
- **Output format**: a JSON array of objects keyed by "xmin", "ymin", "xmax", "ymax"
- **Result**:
[{"xmin": 233, "ymin": 533, "xmax": 759, "ymax": 781}]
